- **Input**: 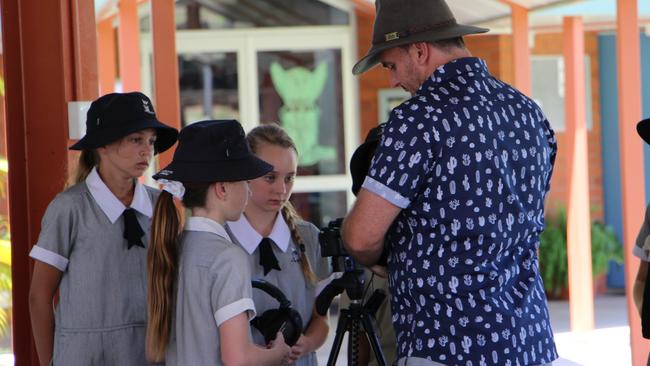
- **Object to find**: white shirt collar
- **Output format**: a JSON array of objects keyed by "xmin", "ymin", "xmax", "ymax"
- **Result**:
[
  {"xmin": 85, "ymin": 167, "xmax": 153, "ymax": 224},
  {"xmin": 185, "ymin": 216, "xmax": 231, "ymax": 241},
  {"xmin": 227, "ymin": 213, "xmax": 291, "ymax": 255}
]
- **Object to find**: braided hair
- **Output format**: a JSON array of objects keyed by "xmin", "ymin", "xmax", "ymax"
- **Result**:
[{"xmin": 247, "ymin": 124, "xmax": 318, "ymax": 285}]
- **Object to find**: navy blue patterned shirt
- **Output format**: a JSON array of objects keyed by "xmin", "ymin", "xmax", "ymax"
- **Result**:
[{"xmin": 363, "ymin": 58, "xmax": 558, "ymax": 365}]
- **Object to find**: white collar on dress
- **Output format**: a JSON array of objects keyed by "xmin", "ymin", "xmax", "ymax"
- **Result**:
[
  {"xmin": 85, "ymin": 167, "xmax": 153, "ymax": 224},
  {"xmin": 185, "ymin": 216, "xmax": 231, "ymax": 241},
  {"xmin": 227, "ymin": 213, "xmax": 291, "ymax": 255}
]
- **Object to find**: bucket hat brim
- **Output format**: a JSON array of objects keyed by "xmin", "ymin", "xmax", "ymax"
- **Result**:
[
  {"xmin": 637, "ymin": 118, "xmax": 650, "ymax": 145},
  {"xmin": 352, "ymin": 24, "xmax": 489, "ymax": 75},
  {"xmin": 153, "ymin": 155, "xmax": 273, "ymax": 183},
  {"xmin": 69, "ymin": 118, "xmax": 178, "ymax": 154}
]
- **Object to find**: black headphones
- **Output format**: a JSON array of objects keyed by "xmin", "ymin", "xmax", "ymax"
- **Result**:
[{"xmin": 251, "ymin": 279, "xmax": 304, "ymax": 346}]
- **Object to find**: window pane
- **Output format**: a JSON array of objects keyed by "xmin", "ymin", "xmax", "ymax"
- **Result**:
[
  {"xmin": 179, "ymin": 52, "xmax": 239, "ymax": 125},
  {"xmin": 531, "ymin": 56, "xmax": 593, "ymax": 132},
  {"xmin": 290, "ymin": 191, "xmax": 347, "ymax": 229},
  {"xmin": 258, "ymin": 50, "xmax": 345, "ymax": 175}
]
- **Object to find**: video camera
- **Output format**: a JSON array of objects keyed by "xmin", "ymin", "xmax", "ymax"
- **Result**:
[{"xmin": 318, "ymin": 218, "xmax": 360, "ymax": 274}]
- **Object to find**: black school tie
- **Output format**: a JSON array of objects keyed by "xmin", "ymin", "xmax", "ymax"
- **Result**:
[
  {"xmin": 122, "ymin": 208, "xmax": 145, "ymax": 250},
  {"xmin": 259, "ymin": 237, "xmax": 281, "ymax": 275}
]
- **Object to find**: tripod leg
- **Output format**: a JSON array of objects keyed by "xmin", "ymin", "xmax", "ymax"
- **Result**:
[
  {"xmin": 361, "ymin": 312, "xmax": 388, "ymax": 366},
  {"xmin": 347, "ymin": 318, "xmax": 361, "ymax": 366},
  {"xmin": 327, "ymin": 309, "xmax": 350, "ymax": 366}
]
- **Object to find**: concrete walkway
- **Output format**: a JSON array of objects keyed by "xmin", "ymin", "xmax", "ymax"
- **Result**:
[{"xmin": 317, "ymin": 294, "xmax": 634, "ymax": 366}]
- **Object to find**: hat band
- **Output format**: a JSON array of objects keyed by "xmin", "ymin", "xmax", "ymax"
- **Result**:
[{"xmin": 373, "ymin": 18, "xmax": 457, "ymax": 46}]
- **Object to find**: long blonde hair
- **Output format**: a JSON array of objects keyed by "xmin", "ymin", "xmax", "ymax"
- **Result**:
[
  {"xmin": 246, "ymin": 124, "xmax": 318, "ymax": 285},
  {"xmin": 72, "ymin": 150, "xmax": 98, "ymax": 185},
  {"xmin": 146, "ymin": 182, "xmax": 211, "ymax": 361}
]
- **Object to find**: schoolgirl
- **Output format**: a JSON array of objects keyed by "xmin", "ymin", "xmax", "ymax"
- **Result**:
[
  {"xmin": 28, "ymin": 92, "xmax": 178, "ymax": 366},
  {"xmin": 226, "ymin": 123, "xmax": 331, "ymax": 366},
  {"xmin": 146, "ymin": 119, "xmax": 291, "ymax": 365},
  {"xmin": 634, "ymin": 118, "xmax": 650, "ymax": 346}
]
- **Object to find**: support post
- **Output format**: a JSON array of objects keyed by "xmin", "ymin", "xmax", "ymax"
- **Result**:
[{"xmin": 563, "ymin": 16, "xmax": 595, "ymax": 332}]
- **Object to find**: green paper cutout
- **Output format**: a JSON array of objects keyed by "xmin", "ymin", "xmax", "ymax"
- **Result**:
[{"xmin": 270, "ymin": 61, "xmax": 336, "ymax": 166}]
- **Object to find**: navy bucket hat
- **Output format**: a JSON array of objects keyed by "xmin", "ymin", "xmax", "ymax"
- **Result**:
[
  {"xmin": 638, "ymin": 118, "xmax": 650, "ymax": 145},
  {"xmin": 153, "ymin": 120, "xmax": 273, "ymax": 183},
  {"xmin": 69, "ymin": 92, "xmax": 178, "ymax": 154}
]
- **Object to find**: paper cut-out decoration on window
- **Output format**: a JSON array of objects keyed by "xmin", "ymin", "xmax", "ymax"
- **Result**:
[{"xmin": 270, "ymin": 62, "xmax": 335, "ymax": 166}]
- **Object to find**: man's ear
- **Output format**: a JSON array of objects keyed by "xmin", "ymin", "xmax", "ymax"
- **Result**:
[{"xmin": 411, "ymin": 42, "xmax": 430, "ymax": 65}]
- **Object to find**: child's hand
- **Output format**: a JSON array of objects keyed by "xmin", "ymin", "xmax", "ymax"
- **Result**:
[
  {"xmin": 269, "ymin": 332, "xmax": 291, "ymax": 365},
  {"xmin": 287, "ymin": 335, "xmax": 312, "ymax": 364}
]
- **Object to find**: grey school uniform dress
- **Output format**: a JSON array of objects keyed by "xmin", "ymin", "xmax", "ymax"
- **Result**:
[
  {"xmin": 227, "ymin": 214, "xmax": 331, "ymax": 366},
  {"xmin": 28, "ymin": 168, "xmax": 158, "ymax": 366},
  {"xmin": 165, "ymin": 217, "xmax": 256, "ymax": 366}
]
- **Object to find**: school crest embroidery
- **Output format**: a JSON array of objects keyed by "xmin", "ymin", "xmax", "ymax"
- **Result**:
[
  {"xmin": 142, "ymin": 99, "xmax": 155, "ymax": 115},
  {"xmin": 290, "ymin": 248, "xmax": 302, "ymax": 263}
]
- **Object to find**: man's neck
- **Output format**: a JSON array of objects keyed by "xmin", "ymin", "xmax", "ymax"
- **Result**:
[{"xmin": 427, "ymin": 47, "xmax": 473, "ymax": 76}]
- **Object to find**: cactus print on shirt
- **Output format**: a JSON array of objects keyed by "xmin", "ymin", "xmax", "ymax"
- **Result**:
[{"xmin": 362, "ymin": 58, "xmax": 558, "ymax": 366}]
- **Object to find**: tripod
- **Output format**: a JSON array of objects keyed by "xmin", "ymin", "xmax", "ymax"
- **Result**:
[{"xmin": 316, "ymin": 270, "xmax": 388, "ymax": 366}]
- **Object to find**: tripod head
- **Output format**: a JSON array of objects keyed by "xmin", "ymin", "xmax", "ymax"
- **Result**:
[{"xmin": 317, "ymin": 269, "xmax": 388, "ymax": 366}]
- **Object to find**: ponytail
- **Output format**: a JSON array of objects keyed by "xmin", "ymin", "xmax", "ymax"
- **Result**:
[
  {"xmin": 146, "ymin": 191, "xmax": 181, "ymax": 362},
  {"xmin": 71, "ymin": 150, "xmax": 98, "ymax": 186},
  {"xmin": 282, "ymin": 203, "xmax": 318, "ymax": 286}
]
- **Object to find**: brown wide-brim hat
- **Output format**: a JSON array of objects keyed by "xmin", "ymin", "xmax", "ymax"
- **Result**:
[
  {"xmin": 353, "ymin": 0, "xmax": 489, "ymax": 75},
  {"xmin": 637, "ymin": 118, "xmax": 650, "ymax": 145}
]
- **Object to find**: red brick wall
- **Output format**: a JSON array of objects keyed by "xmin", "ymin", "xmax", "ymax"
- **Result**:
[
  {"xmin": 530, "ymin": 32, "xmax": 604, "ymax": 221},
  {"xmin": 355, "ymin": 9, "xmax": 392, "ymax": 142},
  {"xmin": 467, "ymin": 33, "xmax": 605, "ymax": 220}
]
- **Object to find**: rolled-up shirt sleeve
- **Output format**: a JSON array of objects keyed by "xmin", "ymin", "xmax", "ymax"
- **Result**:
[
  {"xmin": 210, "ymin": 246, "xmax": 256, "ymax": 326},
  {"xmin": 29, "ymin": 193, "xmax": 76, "ymax": 271},
  {"xmin": 364, "ymin": 106, "xmax": 436, "ymax": 208}
]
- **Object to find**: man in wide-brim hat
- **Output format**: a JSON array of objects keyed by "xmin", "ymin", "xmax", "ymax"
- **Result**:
[{"xmin": 342, "ymin": 1, "xmax": 559, "ymax": 365}]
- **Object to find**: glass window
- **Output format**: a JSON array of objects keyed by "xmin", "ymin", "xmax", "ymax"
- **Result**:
[
  {"xmin": 175, "ymin": 0, "xmax": 349, "ymax": 30},
  {"xmin": 291, "ymin": 191, "xmax": 348, "ymax": 228},
  {"xmin": 258, "ymin": 50, "xmax": 345, "ymax": 175},
  {"xmin": 179, "ymin": 52, "xmax": 239, "ymax": 125},
  {"xmin": 531, "ymin": 56, "xmax": 593, "ymax": 132}
]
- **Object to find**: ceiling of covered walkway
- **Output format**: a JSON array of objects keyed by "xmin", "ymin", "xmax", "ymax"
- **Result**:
[{"xmin": 94, "ymin": 0, "xmax": 650, "ymax": 32}]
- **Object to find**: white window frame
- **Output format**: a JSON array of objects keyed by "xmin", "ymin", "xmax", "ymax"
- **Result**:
[{"xmin": 141, "ymin": 25, "xmax": 359, "ymax": 206}]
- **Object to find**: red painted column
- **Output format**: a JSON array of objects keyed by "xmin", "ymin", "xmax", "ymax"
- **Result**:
[
  {"xmin": 118, "ymin": 0, "xmax": 142, "ymax": 92},
  {"xmin": 563, "ymin": 16, "xmax": 594, "ymax": 332},
  {"xmin": 151, "ymin": 0, "xmax": 181, "ymax": 169},
  {"xmin": 97, "ymin": 18, "xmax": 117, "ymax": 94},
  {"xmin": 616, "ymin": 1, "xmax": 650, "ymax": 365},
  {"xmin": 1, "ymin": 0, "xmax": 98, "ymax": 364},
  {"xmin": 510, "ymin": 4, "xmax": 532, "ymax": 96}
]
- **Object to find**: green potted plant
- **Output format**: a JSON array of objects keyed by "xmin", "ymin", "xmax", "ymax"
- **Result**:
[{"xmin": 538, "ymin": 208, "xmax": 623, "ymax": 299}]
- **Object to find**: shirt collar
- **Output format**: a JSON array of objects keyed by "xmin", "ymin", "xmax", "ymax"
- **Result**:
[
  {"xmin": 417, "ymin": 57, "xmax": 488, "ymax": 96},
  {"xmin": 185, "ymin": 216, "xmax": 231, "ymax": 241},
  {"xmin": 85, "ymin": 167, "xmax": 153, "ymax": 224},
  {"xmin": 227, "ymin": 213, "xmax": 291, "ymax": 255}
]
